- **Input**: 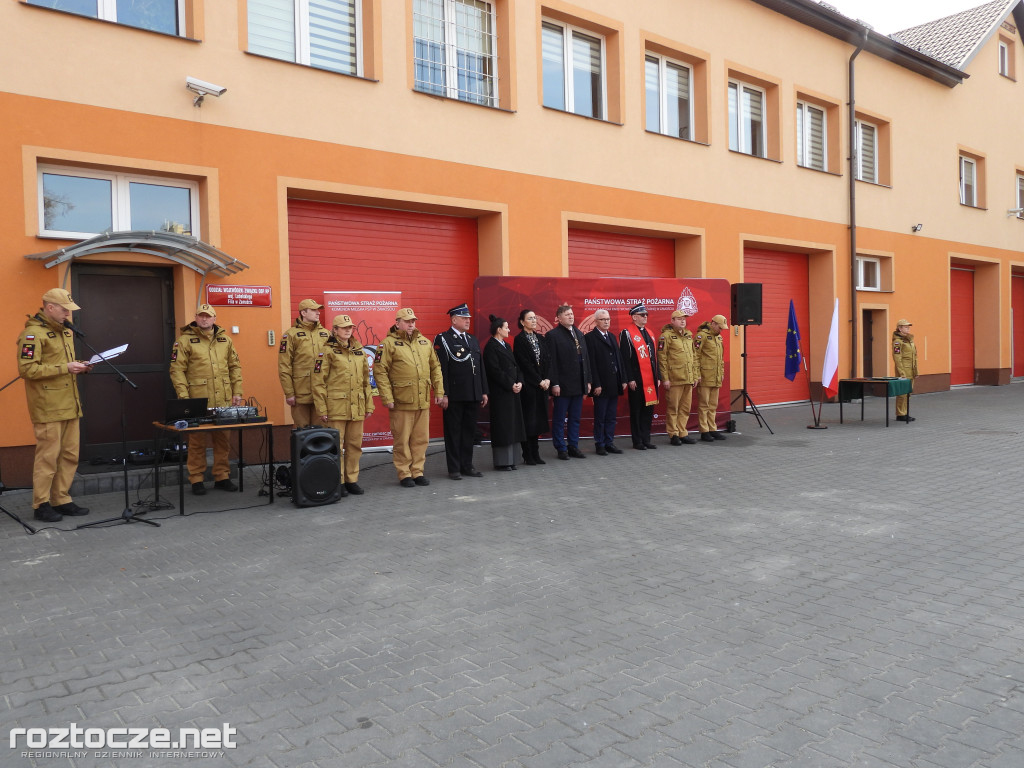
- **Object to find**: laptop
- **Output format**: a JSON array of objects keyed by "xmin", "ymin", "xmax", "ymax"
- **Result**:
[{"xmin": 165, "ymin": 398, "xmax": 209, "ymax": 424}]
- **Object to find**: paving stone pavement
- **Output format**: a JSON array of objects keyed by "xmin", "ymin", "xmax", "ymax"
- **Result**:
[{"xmin": 3, "ymin": 384, "xmax": 1024, "ymax": 768}]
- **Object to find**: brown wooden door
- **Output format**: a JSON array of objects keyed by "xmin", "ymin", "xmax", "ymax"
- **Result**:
[
  {"xmin": 862, "ymin": 309, "xmax": 874, "ymax": 378},
  {"xmin": 71, "ymin": 264, "xmax": 175, "ymax": 461}
]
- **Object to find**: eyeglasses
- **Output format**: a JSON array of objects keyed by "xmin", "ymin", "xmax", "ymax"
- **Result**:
[{"xmin": 636, "ymin": 313, "xmax": 648, "ymax": 317}]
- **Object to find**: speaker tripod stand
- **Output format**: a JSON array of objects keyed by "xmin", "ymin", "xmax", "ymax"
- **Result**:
[{"xmin": 730, "ymin": 325, "xmax": 773, "ymax": 434}]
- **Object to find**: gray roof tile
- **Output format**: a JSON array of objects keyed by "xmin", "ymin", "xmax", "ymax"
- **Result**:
[{"xmin": 890, "ymin": 0, "xmax": 1011, "ymax": 68}]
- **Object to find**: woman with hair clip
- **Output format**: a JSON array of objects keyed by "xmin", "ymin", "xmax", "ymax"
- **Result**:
[
  {"xmin": 483, "ymin": 314, "xmax": 526, "ymax": 471},
  {"xmin": 512, "ymin": 308, "xmax": 551, "ymax": 465}
]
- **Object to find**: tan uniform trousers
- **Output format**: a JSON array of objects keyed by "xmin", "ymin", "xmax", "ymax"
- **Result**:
[
  {"xmin": 32, "ymin": 418, "xmax": 80, "ymax": 508},
  {"xmin": 664, "ymin": 383, "xmax": 694, "ymax": 438},
  {"xmin": 895, "ymin": 380, "xmax": 914, "ymax": 417},
  {"xmin": 697, "ymin": 385, "xmax": 720, "ymax": 434},
  {"xmin": 326, "ymin": 419, "xmax": 365, "ymax": 483},
  {"xmin": 389, "ymin": 408, "xmax": 430, "ymax": 480},
  {"xmin": 290, "ymin": 402, "xmax": 317, "ymax": 429},
  {"xmin": 187, "ymin": 431, "xmax": 231, "ymax": 484}
]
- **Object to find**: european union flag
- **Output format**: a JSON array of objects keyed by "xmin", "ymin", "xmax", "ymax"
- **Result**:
[{"xmin": 785, "ymin": 299, "xmax": 802, "ymax": 381}]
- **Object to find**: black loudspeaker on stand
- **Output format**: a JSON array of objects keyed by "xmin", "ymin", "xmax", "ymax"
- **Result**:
[
  {"xmin": 731, "ymin": 283, "xmax": 763, "ymax": 326},
  {"xmin": 290, "ymin": 427, "xmax": 342, "ymax": 507},
  {"xmin": 729, "ymin": 283, "xmax": 773, "ymax": 434}
]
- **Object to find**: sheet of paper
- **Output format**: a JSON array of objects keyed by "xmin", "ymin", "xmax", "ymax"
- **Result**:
[{"xmin": 88, "ymin": 343, "xmax": 128, "ymax": 365}]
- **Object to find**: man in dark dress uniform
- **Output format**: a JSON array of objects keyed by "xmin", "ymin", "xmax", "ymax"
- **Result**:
[
  {"xmin": 584, "ymin": 309, "xmax": 626, "ymax": 455},
  {"xmin": 619, "ymin": 303, "xmax": 660, "ymax": 450},
  {"xmin": 434, "ymin": 303, "xmax": 488, "ymax": 479}
]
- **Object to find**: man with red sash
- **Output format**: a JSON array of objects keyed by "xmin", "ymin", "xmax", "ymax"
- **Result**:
[{"xmin": 619, "ymin": 303, "xmax": 660, "ymax": 450}]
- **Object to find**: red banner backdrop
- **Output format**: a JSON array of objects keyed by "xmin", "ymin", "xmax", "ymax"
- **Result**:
[
  {"xmin": 322, "ymin": 291, "xmax": 402, "ymax": 448},
  {"xmin": 473, "ymin": 277, "xmax": 732, "ymax": 437}
]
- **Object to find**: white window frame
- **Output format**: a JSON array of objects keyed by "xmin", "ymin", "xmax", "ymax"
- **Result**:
[
  {"xmin": 999, "ymin": 40, "xmax": 1010, "ymax": 77},
  {"xmin": 541, "ymin": 18, "xmax": 607, "ymax": 120},
  {"xmin": 38, "ymin": 165, "xmax": 201, "ymax": 240},
  {"xmin": 959, "ymin": 155, "xmax": 977, "ymax": 206},
  {"xmin": 856, "ymin": 256, "xmax": 881, "ymax": 291},
  {"xmin": 413, "ymin": 0, "xmax": 497, "ymax": 106},
  {"xmin": 31, "ymin": 0, "xmax": 185, "ymax": 35},
  {"xmin": 248, "ymin": 0, "xmax": 363, "ymax": 76},
  {"xmin": 645, "ymin": 52, "xmax": 693, "ymax": 140},
  {"xmin": 796, "ymin": 100, "xmax": 827, "ymax": 171},
  {"xmin": 728, "ymin": 79, "xmax": 767, "ymax": 158},
  {"xmin": 854, "ymin": 119, "xmax": 878, "ymax": 183},
  {"xmin": 1016, "ymin": 172, "xmax": 1024, "ymax": 218}
]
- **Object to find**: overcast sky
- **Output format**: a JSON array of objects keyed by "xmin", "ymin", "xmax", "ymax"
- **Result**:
[{"xmin": 824, "ymin": 0, "xmax": 994, "ymax": 34}]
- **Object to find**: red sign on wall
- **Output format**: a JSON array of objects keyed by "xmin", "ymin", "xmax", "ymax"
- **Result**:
[{"xmin": 207, "ymin": 285, "xmax": 273, "ymax": 307}]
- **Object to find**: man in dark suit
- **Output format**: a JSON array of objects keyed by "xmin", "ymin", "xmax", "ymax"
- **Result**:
[
  {"xmin": 547, "ymin": 304, "xmax": 592, "ymax": 460},
  {"xmin": 585, "ymin": 309, "xmax": 627, "ymax": 455},
  {"xmin": 434, "ymin": 303, "xmax": 488, "ymax": 479},
  {"xmin": 619, "ymin": 303, "xmax": 660, "ymax": 450}
]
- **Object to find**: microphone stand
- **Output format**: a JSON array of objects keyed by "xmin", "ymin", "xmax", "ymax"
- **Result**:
[
  {"xmin": 70, "ymin": 325, "xmax": 160, "ymax": 529},
  {"xmin": 0, "ymin": 470, "xmax": 36, "ymax": 535}
]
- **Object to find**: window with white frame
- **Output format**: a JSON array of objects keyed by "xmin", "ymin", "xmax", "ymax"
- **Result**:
[
  {"xmin": 856, "ymin": 256, "xmax": 881, "ymax": 291},
  {"xmin": 797, "ymin": 101, "xmax": 826, "ymax": 171},
  {"xmin": 854, "ymin": 119, "xmax": 877, "ymax": 183},
  {"xmin": 542, "ymin": 19, "xmax": 605, "ymax": 119},
  {"xmin": 959, "ymin": 155, "xmax": 977, "ymax": 206},
  {"xmin": 727, "ymin": 80, "xmax": 765, "ymax": 157},
  {"xmin": 1016, "ymin": 172, "xmax": 1024, "ymax": 218},
  {"xmin": 413, "ymin": 0, "xmax": 496, "ymax": 106},
  {"xmin": 248, "ymin": 0, "xmax": 360, "ymax": 76},
  {"xmin": 999, "ymin": 40, "xmax": 1010, "ymax": 77},
  {"xmin": 28, "ymin": 0, "xmax": 183, "ymax": 35},
  {"xmin": 39, "ymin": 167, "xmax": 200, "ymax": 239},
  {"xmin": 645, "ymin": 53, "xmax": 692, "ymax": 140}
]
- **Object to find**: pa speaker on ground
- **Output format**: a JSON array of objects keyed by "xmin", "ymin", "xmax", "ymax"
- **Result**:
[{"xmin": 290, "ymin": 427, "xmax": 342, "ymax": 507}]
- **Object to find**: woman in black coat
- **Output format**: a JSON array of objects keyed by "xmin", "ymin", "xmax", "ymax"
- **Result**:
[
  {"xmin": 483, "ymin": 315, "xmax": 527, "ymax": 471},
  {"xmin": 513, "ymin": 308, "xmax": 551, "ymax": 465}
]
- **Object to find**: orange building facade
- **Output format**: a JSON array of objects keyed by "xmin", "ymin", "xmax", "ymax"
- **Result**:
[{"xmin": 2, "ymin": 0, "xmax": 1023, "ymax": 474}]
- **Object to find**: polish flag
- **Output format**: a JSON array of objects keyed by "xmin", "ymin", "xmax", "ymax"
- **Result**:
[{"xmin": 822, "ymin": 298, "xmax": 840, "ymax": 399}]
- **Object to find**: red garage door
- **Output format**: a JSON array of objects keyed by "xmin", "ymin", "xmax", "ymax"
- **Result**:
[
  {"xmin": 1013, "ymin": 275, "xmax": 1024, "ymax": 377},
  {"xmin": 742, "ymin": 249, "xmax": 810, "ymax": 405},
  {"xmin": 287, "ymin": 200, "xmax": 478, "ymax": 333},
  {"xmin": 568, "ymin": 229, "xmax": 675, "ymax": 277},
  {"xmin": 950, "ymin": 267, "xmax": 975, "ymax": 385}
]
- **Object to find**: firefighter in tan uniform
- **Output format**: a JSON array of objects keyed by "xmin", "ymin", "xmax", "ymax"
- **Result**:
[
  {"xmin": 16, "ymin": 288, "xmax": 93, "ymax": 522},
  {"xmin": 313, "ymin": 314, "xmax": 374, "ymax": 496},
  {"xmin": 694, "ymin": 313, "xmax": 729, "ymax": 442},
  {"xmin": 169, "ymin": 304, "xmax": 244, "ymax": 494},
  {"xmin": 279, "ymin": 298, "xmax": 331, "ymax": 428},
  {"xmin": 374, "ymin": 308, "xmax": 444, "ymax": 487},
  {"xmin": 658, "ymin": 310, "xmax": 698, "ymax": 445},
  {"xmin": 892, "ymin": 318, "xmax": 918, "ymax": 422}
]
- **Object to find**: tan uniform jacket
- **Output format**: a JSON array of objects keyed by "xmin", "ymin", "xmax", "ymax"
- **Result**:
[
  {"xmin": 17, "ymin": 313, "xmax": 83, "ymax": 423},
  {"xmin": 658, "ymin": 325, "xmax": 698, "ymax": 384},
  {"xmin": 169, "ymin": 323, "xmax": 243, "ymax": 407},
  {"xmin": 312, "ymin": 338, "xmax": 375, "ymax": 421},
  {"xmin": 278, "ymin": 319, "xmax": 331, "ymax": 403},
  {"xmin": 375, "ymin": 327, "xmax": 444, "ymax": 410},
  {"xmin": 693, "ymin": 322, "xmax": 725, "ymax": 387},
  {"xmin": 892, "ymin": 331, "xmax": 918, "ymax": 378}
]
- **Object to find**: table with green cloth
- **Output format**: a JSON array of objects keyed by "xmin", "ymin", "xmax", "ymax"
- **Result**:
[{"xmin": 838, "ymin": 377, "xmax": 912, "ymax": 427}]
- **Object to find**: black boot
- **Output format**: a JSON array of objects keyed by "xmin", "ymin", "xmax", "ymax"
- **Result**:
[
  {"xmin": 531, "ymin": 437, "xmax": 546, "ymax": 465},
  {"xmin": 522, "ymin": 440, "xmax": 536, "ymax": 465}
]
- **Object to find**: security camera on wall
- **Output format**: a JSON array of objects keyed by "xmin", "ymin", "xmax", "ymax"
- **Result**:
[{"xmin": 185, "ymin": 77, "xmax": 227, "ymax": 106}]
